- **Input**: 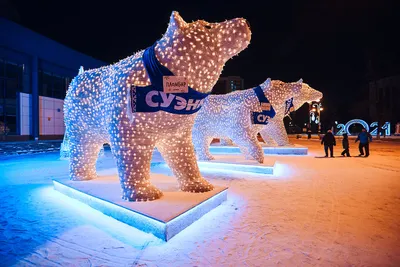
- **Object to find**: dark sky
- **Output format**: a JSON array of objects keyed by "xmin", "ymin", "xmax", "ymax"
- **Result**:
[{"xmin": 4, "ymin": 0, "xmax": 399, "ymax": 124}]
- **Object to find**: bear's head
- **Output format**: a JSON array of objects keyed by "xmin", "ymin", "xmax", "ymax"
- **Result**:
[
  {"xmin": 292, "ymin": 80, "xmax": 323, "ymax": 110},
  {"xmin": 262, "ymin": 79, "xmax": 322, "ymax": 110},
  {"xmin": 263, "ymin": 79, "xmax": 303, "ymax": 108},
  {"xmin": 155, "ymin": 11, "xmax": 251, "ymax": 93}
]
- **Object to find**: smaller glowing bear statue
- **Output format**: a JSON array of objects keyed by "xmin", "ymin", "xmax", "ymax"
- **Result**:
[
  {"xmin": 193, "ymin": 79, "xmax": 313, "ymax": 162},
  {"xmin": 258, "ymin": 82, "xmax": 323, "ymax": 146}
]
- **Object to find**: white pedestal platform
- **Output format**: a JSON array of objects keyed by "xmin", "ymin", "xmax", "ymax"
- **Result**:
[
  {"xmin": 53, "ymin": 170, "xmax": 227, "ymax": 241},
  {"xmin": 209, "ymin": 144, "xmax": 308, "ymax": 155}
]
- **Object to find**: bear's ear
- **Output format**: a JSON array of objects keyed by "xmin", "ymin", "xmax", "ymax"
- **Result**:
[
  {"xmin": 260, "ymin": 78, "xmax": 271, "ymax": 91},
  {"xmin": 167, "ymin": 11, "xmax": 187, "ymax": 32},
  {"xmin": 78, "ymin": 66, "xmax": 84, "ymax": 75},
  {"xmin": 292, "ymin": 79, "xmax": 303, "ymax": 94}
]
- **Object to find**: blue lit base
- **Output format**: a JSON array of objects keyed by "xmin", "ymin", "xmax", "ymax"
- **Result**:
[
  {"xmin": 53, "ymin": 174, "xmax": 227, "ymax": 241},
  {"xmin": 151, "ymin": 154, "xmax": 275, "ymax": 175},
  {"xmin": 199, "ymin": 154, "xmax": 275, "ymax": 175},
  {"xmin": 209, "ymin": 144, "xmax": 308, "ymax": 155},
  {"xmin": 197, "ymin": 160, "xmax": 274, "ymax": 175}
]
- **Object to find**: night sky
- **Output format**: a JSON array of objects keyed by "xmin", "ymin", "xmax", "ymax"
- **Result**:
[{"xmin": 3, "ymin": 0, "xmax": 399, "ymax": 127}]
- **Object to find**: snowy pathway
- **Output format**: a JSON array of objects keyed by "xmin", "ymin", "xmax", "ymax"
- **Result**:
[{"xmin": 0, "ymin": 140, "xmax": 399, "ymax": 266}]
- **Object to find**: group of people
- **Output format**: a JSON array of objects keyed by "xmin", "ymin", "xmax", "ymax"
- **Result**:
[{"xmin": 321, "ymin": 128, "xmax": 372, "ymax": 157}]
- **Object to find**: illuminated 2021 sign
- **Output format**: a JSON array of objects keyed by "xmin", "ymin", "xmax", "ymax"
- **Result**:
[{"xmin": 336, "ymin": 119, "xmax": 391, "ymax": 136}]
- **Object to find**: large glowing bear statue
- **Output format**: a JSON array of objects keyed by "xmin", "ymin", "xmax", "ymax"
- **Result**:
[
  {"xmin": 64, "ymin": 11, "xmax": 251, "ymax": 201},
  {"xmin": 193, "ymin": 79, "xmax": 311, "ymax": 162},
  {"xmin": 258, "ymin": 82, "xmax": 323, "ymax": 146}
]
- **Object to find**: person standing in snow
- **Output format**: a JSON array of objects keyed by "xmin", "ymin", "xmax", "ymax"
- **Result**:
[
  {"xmin": 355, "ymin": 128, "xmax": 372, "ymax": 157},
  {"xmin": 341, "ymin": 133, "xmax": 350, "ymax": 157},
  {"xmin": 307, "ymin": 124, "xmax": 312, "ymax": 139},
  {"xmin": 321, "ymin": 129, "xmax": 336, "ymax": 157}
]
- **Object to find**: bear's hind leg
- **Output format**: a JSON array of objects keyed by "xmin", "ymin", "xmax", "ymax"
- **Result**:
[
  {"xmin": 69, "ymin": 135, "xmax": 103, "ymax": 181},
  {"xmin": 220, "ymin": 138, "xmax": 234, "ymax": 146}
]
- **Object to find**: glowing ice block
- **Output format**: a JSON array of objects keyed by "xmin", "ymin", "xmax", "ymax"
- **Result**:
[{"xmin": 53, "ymin": 172, "xmax": 227, "ymax": 241}]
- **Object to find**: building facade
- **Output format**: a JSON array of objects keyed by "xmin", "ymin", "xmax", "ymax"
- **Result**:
[
  {"xmin": 369, "ymin": 75, "xmax": 400, "ymax": 131},
  {"xmin": 0, "ymin": 17, "xmax": 106, "ymax": 141},
  {"xmin": 211, "ymin": 76, "xmax": 244, "ymax": 94}
]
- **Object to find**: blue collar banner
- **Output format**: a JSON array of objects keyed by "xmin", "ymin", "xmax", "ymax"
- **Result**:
[
  {"xmin": 284, "ymin": 97, "xmax": 294, "ymax": 116},
  {"xmin": 253, "ymin": 85, "xmax": 270, "ymax": 107},
  {"xmin": 251, "ymin": 110, "xmax": 276, "ymax": 125},
  {"xmin": 251, "ymin": 86, "xmax": 276, "ymax": 125},
  {"xmin": 130, "ymin": 43, "xmax": 209, "ymax": 115}
]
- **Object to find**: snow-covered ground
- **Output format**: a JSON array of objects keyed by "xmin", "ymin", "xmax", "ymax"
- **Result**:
[{"xmin": 0, "ymin": 139, "xmax": 399, "ymax": 266}]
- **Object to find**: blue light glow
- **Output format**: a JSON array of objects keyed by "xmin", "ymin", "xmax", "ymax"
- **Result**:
[
  {"xmin": 209, "ymin": 146, "xmax": 308, "ymax": 155},
  {"xmin": 40, "ymin": 185, "xmax": 162, "ymax": 247},
  {"xmin": 53, "ymin": 179, "xmax": 227, "ymax": 241},
  {"xmin": 165, "ymin": 189, "xmax": 227, "ymax": 240},
  {"xmin": 197, "ymin": 161, "xmax": 274, "ymax": 175},
  {"xmin": 53, "ymin": 180, "xmax": 166, "ymax": 240},
  {"xmin": 151, "ymin": 161, "xmax": 274, "ymax": 175},
  {"xmin": 335, "ymin": 119, "xmax": 391, "ymax": 136},
  {"xmin": 345, "ymin": 119, "xmax": 370, "ymax": 134}
]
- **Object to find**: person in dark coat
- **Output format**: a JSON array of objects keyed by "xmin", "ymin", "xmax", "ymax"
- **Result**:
[
  {"xmin": 321, "ymin": 129, "xmax": 336, "ymax": 157},
  {"xmin": 341, "ymin": 133, "xmax": 350, "ymax": 157},
  {"xmin": 307, "ymin": 128, "xmax": 312, "ymax": 139},
  {"xmin": 355, "ymin": 128, "xmax": 372, "ymax": 157}
]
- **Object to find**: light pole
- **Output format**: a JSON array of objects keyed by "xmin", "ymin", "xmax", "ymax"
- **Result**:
[{"xmin": 309, "ymin": 101, "xmax": 323, "ymax": 132}]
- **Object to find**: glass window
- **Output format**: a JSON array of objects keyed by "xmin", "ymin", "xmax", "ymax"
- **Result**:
[
  {"xmin": 0, "ymin": 59, "xmax": 21, "ymax": 135},
  {"xmin": 5, "ymin": 115, "xmax": 16, "ymax": 134},
  {"xmin": 0, "ymin": 60, "xmax": 4, "ymax": 76},
  {"xmin": 39, "ymin": 71, "xmax": 68, "ymax": 99},
  {"xmin": 53, "ymin": 75, "xmax": 64, "ymax": 99},
  {"xmin": 5, "ymin": 79, "xmax": 18, "ymax": 98},
  {"xmin": 41, "ymin": 72, "xmax": 52, "ymax": 97},
  {"xmin": 5, "ymin": 105, "xmax": 16, "ymax": 115},
  {"xmin": 6, "ymin": 62, "xmax": 22, "ymax": 80},
  {"xmin": 0, "ymin": 78, "xmax": 4, "ymax": 100}
]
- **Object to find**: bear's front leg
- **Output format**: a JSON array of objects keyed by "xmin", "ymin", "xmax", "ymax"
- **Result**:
[
  {"xmin": 111, "ymin": 133, "xmax": 163, "ymax": 202},
  {"xmin": 157, "ymin": 132, "xmax": 214, "ymax": 193},
  {"xmin": 192, "ymin": 133, "xmax": 215, "ymax": 161},
  {"xmin": 231, "ymin": 128, "xmax": 264, "ymax": 163},
  {"xmin": 259, "ymin": 131, "xmax": 278, "ymax": 146},
  {"xmin": 260, "ymin": 121, "xmax": 290, "ymax": 146}
]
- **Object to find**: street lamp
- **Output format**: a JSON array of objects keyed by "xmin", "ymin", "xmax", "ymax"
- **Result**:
[{"xmin": 309, "ymin": 101, "xmax": 323, "ymax": 131}]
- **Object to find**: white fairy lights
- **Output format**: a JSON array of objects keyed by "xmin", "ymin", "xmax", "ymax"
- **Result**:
[
  {"xmin": 193, "ymin": 79, "xmax": 321, "ymax": 162},
  {"xmin": 259, "ymin": 82, "xmax": 322, "ymax": 146},
  {"xmin": 193, "ymin": 78, "xmax": 273, "ymax": 163},
  {"xmin": 64, "ymin": 11, "xmax": 251, "ymax": 201}
]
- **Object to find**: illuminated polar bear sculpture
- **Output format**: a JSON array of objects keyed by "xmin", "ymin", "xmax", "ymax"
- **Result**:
[
  {"xmin": 64, "ymin": 11, "xmax": 251, "ymax": 201},
  {"xmin": 257, "ymin": 82, "xmax": 323, "ymax": 146},
  {"xmin": 219, "ymin": 81, "xmax": 323, "ymax": 147},
  {"xmin": 193, "ymin": 79, "xmax": 310, "ymax": 162}
]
